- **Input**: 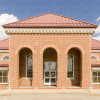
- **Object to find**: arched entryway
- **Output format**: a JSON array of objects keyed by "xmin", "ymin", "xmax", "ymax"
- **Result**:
[
  {"xmin": 67, "ymin": 48, "xmax": 82, "ymax": 87},
  {"xmin": 43, "ymin": 48, "xmax": 57, "ymax": 86},
  {"xmin": 19, "ymin": 48, "xmax": 33, "ymax": 87}
]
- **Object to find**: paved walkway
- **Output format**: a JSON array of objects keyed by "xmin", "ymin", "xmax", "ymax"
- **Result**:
[
  {"xmin": 0, "ymin": 89, "xmax": 100, "ymax": 96},
  {"xmin": 0, "ymin": 93, "xmax": 100, "ymax": 100}
]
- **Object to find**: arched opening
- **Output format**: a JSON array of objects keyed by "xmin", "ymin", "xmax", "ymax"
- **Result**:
[
  {"xmin": 67, "ymin": 48, "xmax": 82, "ymax": 87},
  {"xmin": 19, "ymin": 48, "xmax": 33, "ymax": 87},
  {"xmin": 43, "ymin": 48, "xmax": 57, "ymax": 86}
]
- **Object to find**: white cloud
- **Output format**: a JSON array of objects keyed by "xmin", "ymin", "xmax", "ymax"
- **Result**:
[
  {"xmin": 96, "ymin": 17, "xmax": 100, "ymax": 23},
  {"xmin": 92, "ymin": 35, "xmax": 100, "ymax": 41},
  {"xmin": 94, "ymin": 25, "xmax": 100, "ymax": 34},
  {"xmin": 94, "ymin": 16, "xmax": 100, "ymax": 34},
  {"xmin": 0, "ymin": 13, "xmax": 18, "ymax": 41}
]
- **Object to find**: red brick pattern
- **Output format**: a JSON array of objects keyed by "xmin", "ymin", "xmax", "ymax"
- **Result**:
[
  {"xmin": 0, "ymin": 52, "xmax": 9, "ymax": 65},
  {"xmin": 8, "ymin": 34, "xmax": 91, "ymax": 89},
  {"xmin": 0, "ymin": 52, "xmax": 9, "ymax": 88}
]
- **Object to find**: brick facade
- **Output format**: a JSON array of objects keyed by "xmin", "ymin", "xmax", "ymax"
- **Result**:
[
  {"xmin": 7, "ymin": 34, "xmax": 91, "ymax": 88},
  {"xmin": 0, "ymin": 52, "xmax": 9, "ymax": 89}
]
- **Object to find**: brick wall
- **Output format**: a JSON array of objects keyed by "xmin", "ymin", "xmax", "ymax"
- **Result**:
[
  {"xmin": 0, "ymin": 52, "xmax": 9, "ymax": 64},
  {"xmin": 91, "ymin": 52, "xmax": 100, "ymax": 88},
  {"xmin": 91, "ymin": 52, "xmax": 100, "ymax": 64},
  {"xmin": 0, "ymin": 52, "xmax": 9, "ymax": 88},
  {"xmin": 9, "ymin": 33, "xmax": 91, "ymax": 89}
]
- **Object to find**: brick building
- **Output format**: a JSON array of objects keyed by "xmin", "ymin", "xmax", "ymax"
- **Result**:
[{"xmin": 0, "ymin": 13, "xmax": 99, "ymax": 89}]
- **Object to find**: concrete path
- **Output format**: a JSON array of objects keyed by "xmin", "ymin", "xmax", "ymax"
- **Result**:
[
  {"xmin": 0, "ymin": 89, "xmax": 100, "ymax": 96},
  {"xmin": 0, "ymin": 93, "xmax": 100, "ymax": 100}
]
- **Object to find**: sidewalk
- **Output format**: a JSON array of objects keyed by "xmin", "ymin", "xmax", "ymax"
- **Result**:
[{"xmin": 0, "ymin": 89, "xmax": 100, "ymax": 96}]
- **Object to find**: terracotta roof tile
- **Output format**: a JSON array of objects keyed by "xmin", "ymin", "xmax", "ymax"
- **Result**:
[
  {"xmin": 2, "ymin": 13, "xmax": 98, "ymax": 28},
  {"xmin": 91, "ymin": 38, "xmax": 100, "ymax": 50},
  {"xmin": 0, "ymin": 39, "xmax": 9, "ymax": 50}
]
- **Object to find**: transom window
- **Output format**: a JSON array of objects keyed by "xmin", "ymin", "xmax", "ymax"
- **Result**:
[
  {"xmin": 26, "ymin": 55, "xmax": 33, "ymax": 78},
  {"xmin": 91, "ymin": 56, "xmax": 98, "ymax": 60},
  {"xmin": 43, "ymin": 62, "xmax": 57, "ymax": 70},
  {"xmin": 92, "ymin": 70, "xmax": 100, "ymax": 83},
  {"xmin": 0, "ymin": 70, "xmax": 8, "ymax": 84},
  {"xmin": 67, "ymin": 55, "xmax": 74, "ymax": 78},
  {"xmin": 2, "ymin": 56, "xmax": 9, "ymax": 60}
]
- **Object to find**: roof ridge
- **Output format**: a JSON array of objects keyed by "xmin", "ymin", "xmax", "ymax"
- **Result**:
[
  {"xmin": 2, "ymin": 12, "xmax": 98, "ymax": 28},
  {"xmin": 3, "ymin": 12, "xmax": 98, "ymax": 25},
  {"xmin": 49, "ymin": 12, "xmax": 97, "ymax": 26},
  {"xmin": 2, "ymin": 13, "xmax": 51, "ymax": 26}
]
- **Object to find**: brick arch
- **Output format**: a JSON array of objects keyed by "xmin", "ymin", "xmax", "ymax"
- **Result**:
[
  {"xmin": 40, "ymin": 44, "xmax": 60, "ymax": 55},
  {"xmin": 15, "ymin": 44, "xmax": 35, "ymax": 55},
  {"xmin": 65, "ymin": 44, "xmax": 85, "ymax": 55}
]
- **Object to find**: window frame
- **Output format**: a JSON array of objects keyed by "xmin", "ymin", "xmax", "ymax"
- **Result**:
[
  {"xmin": 92, "ymin": 70, "xmax": 100, "ymax": 84},
  {"xmin": 91, "ymin": 55, "xmax": 98, "ymax": 60},
  {"xmin": 2, "ymin": 55, "xmax": 9, "ymax": 60},
  {"xmin": 0, "ymin": 69, "xmax": 8, "ymax": 84},
  {"xmin": 26, "ymin": 54, "xmax": 33, "ymax": 79},
  {"xmin": 67, "ymin": 55, "xmax": 74, "ymax": 79}
]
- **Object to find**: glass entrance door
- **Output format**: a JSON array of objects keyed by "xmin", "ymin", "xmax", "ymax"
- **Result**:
[{"xmin": 43, "ymin": 62, "xmax": 57, "ymax": 85}]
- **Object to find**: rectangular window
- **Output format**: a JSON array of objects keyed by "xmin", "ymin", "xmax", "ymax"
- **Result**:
[
  {"xmin": 0, "ymin": 70, "xmax": 8, "ymax": 84},
  {"xmin": 67, "ymin": 59, "xmax": 74, "ymax": 78},
  {"xmin": 92, "ymin": 70, "xmax": 100, "ymax": 84}
]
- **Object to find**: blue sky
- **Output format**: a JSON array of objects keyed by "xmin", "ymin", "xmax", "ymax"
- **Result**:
[{"xmin": 0, "ymin": 0, "xmax": 100, "ymax": 40}]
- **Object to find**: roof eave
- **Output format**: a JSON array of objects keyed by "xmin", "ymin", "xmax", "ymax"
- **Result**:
[{"xmin": 2, "ymin": 26, "xmax": 98, "ymax": 28}]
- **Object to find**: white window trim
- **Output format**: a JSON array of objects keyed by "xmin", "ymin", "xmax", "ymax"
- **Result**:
[
  {"xmin": 2, "ymin": 55, "xmax": 9, "ymax": 60},
  {"xmin": 26, "ymin": 54, "xmax": 33, "ymax": 79},
  {"xmin": 0, "ymin": 69, "xmax": 8, "ymax": 84},
  {"xmin": 91, "ymin": 55, "xmax": 98, "ymax": 60},
  {"xmin": 92, "ymin": 69, "xmax": 100, "ymax": 84},
  {"xmin": 0, "ymin": 68, "xmax": 8, "ymax": 70},
  {"xmin": 67, "ymin": 55, "xmax": 74, "ymax": 79}
]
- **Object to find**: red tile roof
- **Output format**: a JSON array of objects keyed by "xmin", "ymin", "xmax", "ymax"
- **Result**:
[
  {"xmin": 2, "ymin": 13, "xmax": 98, "ymax": 28},
  {"xmin": 0, "ymin": 38, "xmax": 9, "ymax": 50},
  {"xmin": 91, "ymin": 38, "xmax": 100, "ymax": 50}
]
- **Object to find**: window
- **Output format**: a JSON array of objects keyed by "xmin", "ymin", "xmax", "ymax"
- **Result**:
[
  {"xmin": 2, "ymin": 56, "xmax": 9, "ymax": 60},
  {"xmin": 67, "ymin": 55, "xmax": 74, "ymax": 78},
  {"xmin": 0, "ymin": 70, "xmax": 8, "ymax": 84},
  {"xmin": 43, "ymin": 62, "xmax": 56, "ymax": 70},
  {"xmin": 91, "ymin": 56, "xmax": 98, "ymax": 60},
  {"xmin": 26, "ymin": 55, "xmax": 33, "ymax": 78},
  {"xmin": 92, "ymin": 70, "xmax": 100, "ymax": 84}
]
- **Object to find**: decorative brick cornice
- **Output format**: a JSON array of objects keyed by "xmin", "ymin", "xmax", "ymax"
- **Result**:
[
  {"xmin": 91, "ymin": 50, "xmax": 100, "ymax": 52},
  {"xmin": 5, "ymin": 28, "xmax": 96, "ymax": 35},
  {"xmin": 0, "ymin": 50, "xmax": 9, "ymax": 52}
]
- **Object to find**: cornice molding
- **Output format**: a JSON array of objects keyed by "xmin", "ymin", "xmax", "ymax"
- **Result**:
[
  {"xmin": 0, "ymin": 50, "xmax": 9, "ymax": 52},
  {"xmin": 5, "ymin": 28, "xmax": 95, "ymax": 35},
  {"xmin": 91, "ymin": 50, "xmax": 100, "ymax": 52}
]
